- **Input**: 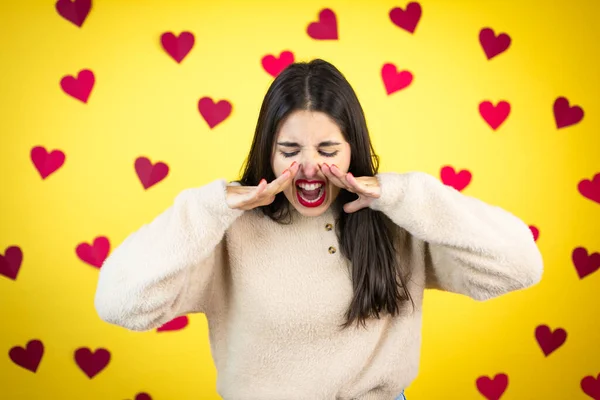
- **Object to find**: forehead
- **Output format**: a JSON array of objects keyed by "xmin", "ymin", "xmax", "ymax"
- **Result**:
[{"xmin": 276, "ymin": 110, "xmax": 344, "ymax": 142}]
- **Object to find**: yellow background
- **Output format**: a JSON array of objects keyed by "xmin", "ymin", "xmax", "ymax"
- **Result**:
[{"xmin": 1, "ymin": 0, "xmax": 598, "ymax": 399}]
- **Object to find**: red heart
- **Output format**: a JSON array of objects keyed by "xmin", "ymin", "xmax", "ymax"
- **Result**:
[
  {"xmin": 389, "ymin": 2, "xmax": 422, "ymax": 34},
  {"xmin": 578, "ymin": 173, "xmax": 600, "ymax": 204},
  {"xmin": 55, "ymin": 0, "xmax": 91, "ymax": 28},
  {"xmin": 161, "ymin": 31, "xmax": 195, "ymax": 63},
  {"xmin": 582, "ymin": 374, "xmax": 600, "ymax": 400},
  {"xmin": 479, "ymin": 28, "xmax": 511, "ymax": 60},
  {"xmin": 74, "ymin": 347, "xmax": 110, "ymax": 378},
  {"xmin": 554, "ymin": 97, "xmax": 584, "ymax": 129},
  {"xmin": 262, "ymin": 51, "xmax": 295, "ymax": 77},
  {"xmin": 135, "ymin": 393, "xmax": 152, "ymax": 400},
  {"xmin": 440, "ymin": 166, "xmax": 472, "ymax": 191},
  {"xmin": 157, "ymin": 315, "xmax": 189, "ymax": 332},
  {"xmin": 60, "ymin": 69, "xmax": 95, "ymax": 103},
  {"xmin": 9, "ymin": 340, "xmax": 44, "ymax": 373},
  {"xmin": 198, "ymin": 97, "xmax": 232, "ymax": 129},
  {"xmin": 31, "ymin": 146, "xmax": 66, "ymax": 179},
  {"xmin": 479, "ymin": 101, "xmax": 510, "ymax": 130},
  {"xmin": 76, "ymin": 236, "xmax": 110, "ymax": 268},
  {"xmin": 535, "ymin": 325, "xmax": 567, "ymax": 356},
  {"xmin": 572, "ymin": 247, "xmax": 600, "ymax": 279},
  {"xmin": 529, "ymin": 226, "xmax": 540, "ymax": 242},
  {"xmin": 381, "ymin": 63, "xmax": 413, "ymax": 95},
  {"xmin": 307, "ymin": 9, "xmax": 338, "ymax": 40},
  {"xmin": 0, "ymin": 246, "xmax": 23, "ymax": 281},
  {"xmin": 476, "ymin": 373, "xmax": 508, "ymax": 400},
  {"xmin": 135, "ymin": 157, "xmax": 169, "ymax": 190}
]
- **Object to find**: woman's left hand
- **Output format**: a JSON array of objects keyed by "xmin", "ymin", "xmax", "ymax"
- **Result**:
[{"xmin": 319, "ymin": 163, "xmax": 381, "ymax": 213}]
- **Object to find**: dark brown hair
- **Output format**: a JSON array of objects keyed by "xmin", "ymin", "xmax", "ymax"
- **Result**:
[{"xmin": 235, "ymin": 59, "xmax": 412, "ymax": 329}]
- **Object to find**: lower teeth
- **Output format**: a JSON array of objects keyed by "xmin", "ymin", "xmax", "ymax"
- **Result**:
[{"xmin": 299, "ymin": 187, "xmax": 324, "ymax": 203}]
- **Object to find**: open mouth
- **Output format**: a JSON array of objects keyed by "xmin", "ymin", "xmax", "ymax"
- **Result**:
[{"xmin": 295, "ymin": 180, "xmax": 326, "ymax": 208}]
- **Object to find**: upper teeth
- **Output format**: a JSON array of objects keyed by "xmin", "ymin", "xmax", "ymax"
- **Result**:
[{"xmin": 297, "ymin": 183, "xmax": 323, "ymax": 190}]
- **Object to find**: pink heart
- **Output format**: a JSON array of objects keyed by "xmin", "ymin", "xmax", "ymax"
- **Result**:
[
  {"xmin": 535, "ymin": 325, "xmax": 567, "ymax": 356},
  {"xmin": 389, "ymin": 2, "xmax": 422, "ymax": 34},
  {"xmin": 60, "ymin": 69, "xmax": 95, "ymax": 103},
  {"xmin": 440, "ymin": 166, "xmax": 472, "ymax": 191},
  {"xmin": 529, "ymin": 225, "xmax": 540, "ymax": 242},
  {"xmin": 306, "ymin": 9, "xmax": 338, "ymax": 40},
  {"xmin": 0, "ymin": 246, "xmax": 23, "ymax": 281},
  {"xmin": 479, "ymin": 101, "xmax": 510, "ymax": 130},
  {"xmin": 135, "ymin": 157, "xmax": 169, "ymax": 190},
  {"xmin": 198, "ymin": 97, "xmax": 232, "ymax": 129},
  {"xmin": 572, "ymin": 247, "xmax": 600, "ymax": 280},
  {"xmin": 476, "ymin": 373, "xmax": 508, "ymax": 400},
  {"xmin": 578, "ymin": 173, "xmax": 600, "ymax": 204},
  {"xmin": 157, "ymin": 315, "xmax": 189, "ymax": 332},
  {"xmin": 135, "ymin": 393, "xmax": 152, "ymax": 400},
  {"xmin": 554, "ymin": 97, "xmax": 584, "ymax": 129},
  {"xmin": 76, "ymin": 236, "xmax": 110, "ymax": 268},
  {"xmin": 55, "ymin": 0, "xmax": 91, "ymax": 28},
  {"xmin": 74, "ymin": 347, "xmax": 110, "ymax": 379},
  {"xmin": 381, "ymin": 63, "xmax": 413, "ymax": 95},
  {"xmin": 31, "ymin": 146, "xmax": 66, "ymax": 179},
  {"xmin": 161, "ymin": 31, "xmax": 195, "ymax": 63},
  {"xmin": 479, "ymin": 28, "xmax": 511, "ymax": 60},
  {"xmin": 262, "ymin": 51, "xmax": 295, "ymax": 77},
  {"xmin": 581, "ymin": 374, "xmax": 600, "ymax": 400},
  {"xmin": 9, "ymin": 340, "xmax": 44, "ymax": 373}
]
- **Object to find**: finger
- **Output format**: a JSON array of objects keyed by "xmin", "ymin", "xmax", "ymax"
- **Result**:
[
  {"xmin": 321, "ymin": 163, "xmax": 348, "ymax": 190},
  {"xmin": 343, "ymin": 198, "xmax": 368, "ymax": 213},
  {"xmin": 329, "ymin": 164, "xmax": 352, "ymax": 189},
  {"xmin": 266, "ymin": 162, "xmax": 298, "ymax": 195}
]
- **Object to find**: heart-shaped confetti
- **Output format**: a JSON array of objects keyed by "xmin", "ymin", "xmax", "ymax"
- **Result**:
[
  {"xmin": 535, "ymin": 325, "xmax": 567, "ymax": 356},
  {"xmin": 529, "ymin": 226, "xmax": 540, "ymax": 242},
  {"xmin": 262, "ymin": 51, "xmax": 295, "ymax": 77},
  {"xmin": 135, "ymin": 157, "xmax": 169, "ymax": 190},
  {"xmin": 381, "ymin": 63, "xmax": 413, "ymax": 95},
  {"xmin": 198, "ymin": 97, "xmax": 232, "ymax": 129},
  {"xmin": 307, "ymin": 9, "xmax": 338, "ymax": 40},
  {"xmin": 578, "ymin": 173, "xmax": 600, "ymax": 204},
  {"xmin": 161, "ymin": 31, "xmax": 195, "ymax": 63},
  {"xmin": 134, "ymin": 394, "xmax": 152, "ymax": 400},
  {"xmin": 157, "ymin": 316, "xmax": 189, "ymax": 332},
  {"xmin": 9, "ymin": 340, "xmax": 44, "ymax": 373},
  {"xmin": 389, "ymin": 2, "xmax": 422, "ymax": 34},
  {"xmin": 476, "ymin": 373, "xmax": 508, "ymax": 400},
  {"xmin": 55, "ymin": 0, "xmax": 91, "ymax": 28},
  {"xmin": 0, "ymin": 246, "xmax": 23, "ymax": 281},
  {"xmin": 74, "ymin": 347, "xmax": 110, "ymax": 379},
  {"xmin": 31, "ymin": 146, "xmax": 65, "ymax": 179},
  {"xmin": 60, "ymin": 69, "xmax": 95, "ymax": 103},
  {"xmin": 572, "ymin": 247, "xmax": 600, "ymax": 279},
  {"xmin": 582, "ymin": 374, "xmax": 600, "ymax": 400},
  {"xmin": 479, "ymin": 28, "xmax": 511, "ymax": 60},
  {"xmin": 440, "ymin": 166, "xmax": 472, "ymax": 191},
  {"xmin": 76, "ymin": 236, "xmax": 110, "ymax": 268},
  {"xmin": 554, "ymin": 97, "xmax": 584, "ymax": 129},
  {"xmin": 479, "ymin": 101, "xmax": 510, "ymax": 130}
]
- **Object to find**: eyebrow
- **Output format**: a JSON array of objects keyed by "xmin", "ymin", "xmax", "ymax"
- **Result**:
[{"xmin": 276, "ymin": 140, "xmax": 341, "ymax": 148}]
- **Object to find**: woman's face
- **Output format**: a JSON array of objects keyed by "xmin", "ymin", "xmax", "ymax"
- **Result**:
[{"xmin": 271, "ymin": 109, "xmax": 352, "ymax": 217}]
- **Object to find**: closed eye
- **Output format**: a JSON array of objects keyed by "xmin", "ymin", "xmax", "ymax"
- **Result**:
[{"xmin": 280, "ymin": 151, "xmax": 338, "ymax": 158}]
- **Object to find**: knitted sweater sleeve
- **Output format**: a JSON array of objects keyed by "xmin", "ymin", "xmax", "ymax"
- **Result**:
[
  {"xmin": 94, "ymin": 178, "xmax": 244, "ymax": 331},
  {"xmin": 369, "ymin": 171, "xmax": 544, "ymax": 300}
]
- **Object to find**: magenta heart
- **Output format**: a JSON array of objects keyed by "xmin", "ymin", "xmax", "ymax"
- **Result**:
[
  {"xmin": 578, "ymin": 173, "xmax": 600, "ymax": 204},
  {"xmin": 74, "ymin": 347, "xmax": 110, "ymax": 379},
  {"xmin": 306, "ymin": 8, "xmax": 338, "ymax": 40},
  {"xmin": 529, "ymin": 226, "xmax": 540, "ymax": 242},
  {"xmin": 30, "ymin": 146, "xmax": 66, "ymax": 179},
  {"xmin": 479, "ymin": 28, "xmax": 511, "ymax": 60},
  {"xmin": 198, "ymin": 97, "xmax": 232, "ymax": 129},
  {"xmin": 60, "ymin": 69, "xmax": 95, "ymax": 103},
  {"xmin": 535, "ymin": 325, "xmax": 567, "ymax": 356},
  {"xmin": 9, "ymin": 340, "xmax": 44, "ymax": 373},
  {"xmin": 55, "ymin": 0, "xmax": 91, "ymax": 27},
  {"xmin": 76, "ymin": 236, "xmax": 110, "ymax": 268},
  {"xmin": 262, "ymin": 51, "xmax": 295, "ymax": 77},
  {"xmin": 476, "ymin": 373, "xmax": 508, "ymax": 400},
  {"xmin": 0, "ymin": 246, "xmax": 23, "ymax": 281},
  {"xmin": 440, "ymin": 166, "xmax": 472, "ymax": 191},
  {"xmin": 157, "ymin": 315, "xmax": 189, "ymax": 332},
  {"xmin": 479, "ymin": 101, "xmax": 510, "ymax": 130},
  {"xmin": 572, "ymin": 247, "xmax": 600, "ymax": 279},
  {"xmin": 389, "ymin": 2, "xmax": 422, "ymax": 34},
  {"xmin": 581, "ymin": 374, "xmax": 600, "ymax": 400},
  {"xmin": 134, "ymin": 157, "xmax": 169, "ymax": 190},
  {"xmin": 554, "ymin": 96, "xmax": 584, "ymax": 129},
  {"xmin": 381, "ymin": 63, "xmax": 413, "ymax": 95},
  {"xmin": 161, "ymin": 31, "xmax": 195, "ymax": 63},
  {"xmin": 135, "ymin": 393, "xmax": 152, "ymax": 400}
]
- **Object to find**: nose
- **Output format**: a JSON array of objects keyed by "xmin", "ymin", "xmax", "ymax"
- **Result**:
[{"xmin": 300, "ymin": 161, "xmax": 320, "ymax": 179}]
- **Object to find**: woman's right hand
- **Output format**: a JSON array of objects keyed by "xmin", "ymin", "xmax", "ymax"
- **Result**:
[{"xmin": 226, "ymin": 161, "xmax": 299, "ymax": 210}]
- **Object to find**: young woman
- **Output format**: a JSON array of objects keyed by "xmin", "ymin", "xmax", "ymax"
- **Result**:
[{"xmin": 94, "ymin": 59, "xmax": 543, "ymax": 400}]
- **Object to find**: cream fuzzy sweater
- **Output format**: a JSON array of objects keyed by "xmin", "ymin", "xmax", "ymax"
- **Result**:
[{"xmin": 94, "ymin": 171, "xmax": 543, "ymax": 400}]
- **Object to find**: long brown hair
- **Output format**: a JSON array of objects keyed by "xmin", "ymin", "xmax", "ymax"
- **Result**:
[{"xmin": 235, "ymin": 59, "xmax": 413, "ymax": 329}]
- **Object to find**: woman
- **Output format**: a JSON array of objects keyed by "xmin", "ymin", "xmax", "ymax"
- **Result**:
[{"xmin": 94, "ymin": 59, "xmax": 543, "ymax": 400}]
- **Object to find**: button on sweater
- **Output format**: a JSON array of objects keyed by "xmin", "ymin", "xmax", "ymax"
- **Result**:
[{"xmin": 94, "ymin": 171, "xmax": 544, "ymax": 400}]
